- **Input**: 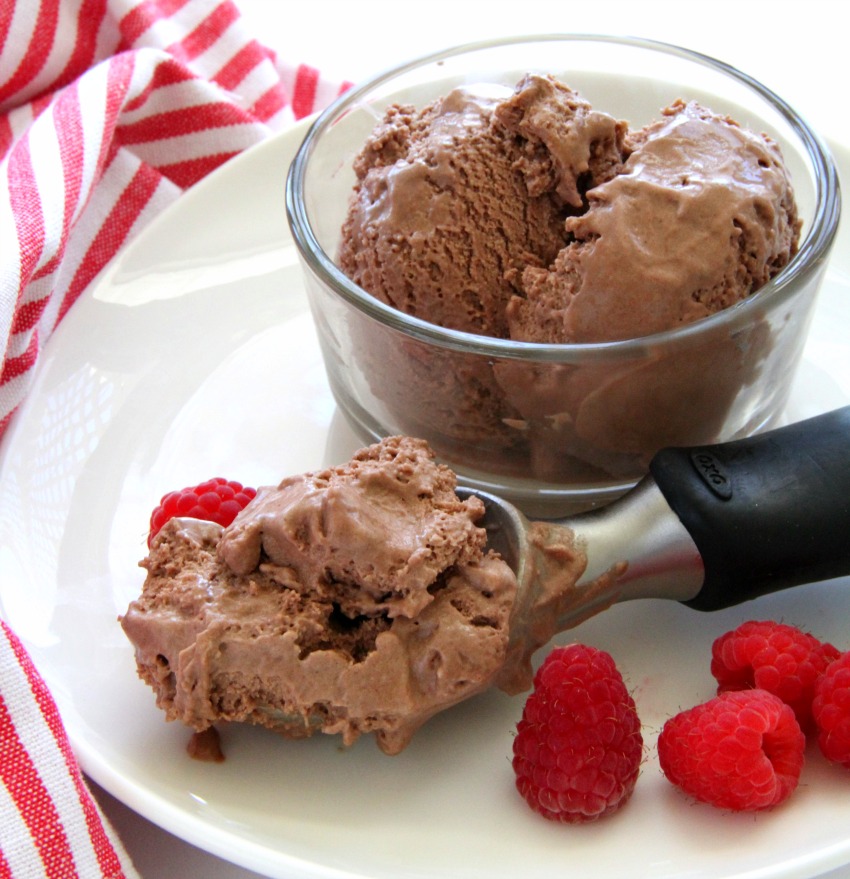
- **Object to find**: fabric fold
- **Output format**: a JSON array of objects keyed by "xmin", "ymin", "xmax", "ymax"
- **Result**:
[{"xmin": 1, "ymin": 0, "xmax": 347, "ymax": 436}]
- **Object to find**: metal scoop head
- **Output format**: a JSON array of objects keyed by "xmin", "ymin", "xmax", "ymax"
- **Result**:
[{"xmin": 458, "ymin": 406, "xmax": 850, "ymax": 689}]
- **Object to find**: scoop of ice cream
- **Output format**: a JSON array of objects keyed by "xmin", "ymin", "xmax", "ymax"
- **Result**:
[
  {"xmin": 120, "ymin": 437, "xmax": 518, "ymax": 754},
  {"xmin": 218, "ymin": 435, "xmax": 488, "ymax": 619},
  {"xmin": 338, "ymin": 75, "xmax": 627, "ymax": 337},
  {"xmin": 335, "ymin": 76, "xmax": 802, "ymax": 487},
  {"xmin": 510, "ymin": 100, "xmax": 801, "ymax": 342}
]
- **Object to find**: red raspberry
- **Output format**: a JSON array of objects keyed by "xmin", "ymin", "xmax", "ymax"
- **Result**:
[
  {"xmin": 148, "ymin": 478, "xmax": 256, "ymax": 546},
  {"xmin": 711, "ymin": 620, "xmax": 841, "ymax": 732},
  {"xmin": 512, "ymin": 644, "xmax": 643, "ymax": 823},
  {"xmin": 812, "ymin": 652, "xmax": 850, "ymax": 768},
  {"xmin": 658, "ymin": 689, "xmax": 805, "ymax": 811}
]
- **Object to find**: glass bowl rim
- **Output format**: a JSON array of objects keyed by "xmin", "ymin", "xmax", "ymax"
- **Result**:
[{"xmin": 285, "ymin": 32, "xmax": 841, "ymax": 363}]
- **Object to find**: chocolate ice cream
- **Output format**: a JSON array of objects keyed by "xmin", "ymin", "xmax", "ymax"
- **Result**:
[
  {"xmin": 341, "ymin": 74, "xmax": 799, "ymax": 343},
  {"xmin": 121, "ymin": 437, "xmax": 518, "ymax": 755},
  {"xmin": 335, "ymin": 74, "xmax": 801, "ymax": 490},
  {"xmin": 511, "ymin": 98, "xmax": 800, "ymax": 343},
  {"xmin": 338, "ymin": 75, "xmax": 628, "ymax": 337}
]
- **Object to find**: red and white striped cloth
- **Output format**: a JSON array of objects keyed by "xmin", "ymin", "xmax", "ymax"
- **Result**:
[
  {"xmin": 0, "ymin": 1, "xmax": 347, "ymax": 875},
  {"xmin": 1, "ymin": 622, "xmax": 135, "ymax": 878}
]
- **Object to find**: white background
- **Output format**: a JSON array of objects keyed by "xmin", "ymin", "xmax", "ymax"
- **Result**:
[{"xmin": 94, "ymin": 1, "xmax": 850, "ymax": 877}]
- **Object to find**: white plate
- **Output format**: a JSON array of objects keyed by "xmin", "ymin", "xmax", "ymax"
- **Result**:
[{"xmin": 1, "ymin": 120, "xmax": 850, "ymax": 879}]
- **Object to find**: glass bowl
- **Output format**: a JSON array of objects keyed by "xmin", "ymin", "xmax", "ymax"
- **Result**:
[{"xmin": 286, "ymin": 35, "xmax": 840, "ymax": 516}]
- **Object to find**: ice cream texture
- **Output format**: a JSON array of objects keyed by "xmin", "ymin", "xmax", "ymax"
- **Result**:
[
  {"xmin": 121, "ymin": 437, "xmax": 522, "ymax": 755},
  {"xmin": 335, "ymin": 73, "xmax": 801, "ymax": 486},
  {"xmin": 339, "ymin": 73, "xmax": 800, "ymax": 343}
]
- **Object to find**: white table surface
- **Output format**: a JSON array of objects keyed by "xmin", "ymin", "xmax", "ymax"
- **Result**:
[{"xmin": 91, "ymin": 1, "xmax": 850, "ymax": 876}]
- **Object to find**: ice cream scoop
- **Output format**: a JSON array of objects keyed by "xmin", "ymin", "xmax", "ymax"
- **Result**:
[
  {"xmin": 123, "ymin": 410, "xmax": 850, "ymax": 754},
  {"xmin": 122, "ymin": 436, "xmax": 520, "ymax": 755},
  {"xmin": 259, "ymin": 406, "xmax": 850, "ymax": 735},
  {"xmin": 473, "ymin": 406, "xmax": 850, "ymax": 693}
]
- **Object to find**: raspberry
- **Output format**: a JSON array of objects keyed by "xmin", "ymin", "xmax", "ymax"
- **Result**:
[
  {"xmin": 812, "ymin": 652, "xmax": 850, "ymax": 768},
  {"xmin": 148, "ymin": 478, "xmax": 256, "ymax": 546},
  {"xmin": 711, "ymin": 620, "xmax": 841, "ymax": 732},
  {"xmin": 512, "ymin": 644, "xmax": 643, "ymax": 823},
  {"xmin": 658, "ymin": 689, "xmax": 805, "ymax": 811}
]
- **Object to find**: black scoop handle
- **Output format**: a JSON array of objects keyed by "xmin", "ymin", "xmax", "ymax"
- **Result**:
[{"xmin": 649, "ymin": 406, "xmax": 850, "ymax": 611}]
